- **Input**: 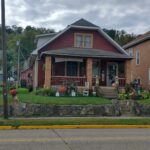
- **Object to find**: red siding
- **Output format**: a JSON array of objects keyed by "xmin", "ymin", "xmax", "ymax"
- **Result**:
[
  {"xmin": 37, "ymin": 28, "xmax": 121, "ymax": 87},
  {"xmin": 20, "ymin": 67, "xmax": 33, "ymax": 85},
  {"xmin": 38, "ymin": 29, "xmax": 119, "ymax": 54},
  {"xmin": 38, "ymin": 59, "xmax": 45, "ymax": 87}
]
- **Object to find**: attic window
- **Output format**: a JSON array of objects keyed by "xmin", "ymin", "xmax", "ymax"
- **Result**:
[{"xmin": 75, "ymin": 33, "xmax": 93, "ymax": 48}]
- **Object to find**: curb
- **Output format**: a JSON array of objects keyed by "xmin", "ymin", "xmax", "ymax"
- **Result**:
[{"xmin": 0, "ymin": 125, "xmax": 150, "ymax": 130}]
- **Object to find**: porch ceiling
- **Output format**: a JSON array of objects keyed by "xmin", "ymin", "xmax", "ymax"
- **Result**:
[{"xmin": 41, "ymin": 47, "xmax": 132, "ymax": 59}]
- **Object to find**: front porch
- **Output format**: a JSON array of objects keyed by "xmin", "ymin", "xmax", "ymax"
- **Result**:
[{"xmin": 44, "ymin": 56, "xmax": 127, "ymax": 88}]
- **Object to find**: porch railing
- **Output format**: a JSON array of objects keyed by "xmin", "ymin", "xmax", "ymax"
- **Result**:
[
  {"xmin": 92, "ymin": 77, "xmax": 126, "ymax": 87},
  {"xmin": 51, "ymin": 76, "xmax": 87, "ymax": 86}
]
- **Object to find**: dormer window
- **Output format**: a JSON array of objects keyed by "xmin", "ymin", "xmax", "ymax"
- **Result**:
[{"xmin": 74, "ymin": 33, "xmax": 93, "ymax": 48}]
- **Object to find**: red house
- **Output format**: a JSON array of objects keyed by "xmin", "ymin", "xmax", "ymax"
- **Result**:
[{"xmin": 25, "ymin": 19, "xmax": 131, "ymax": 90}]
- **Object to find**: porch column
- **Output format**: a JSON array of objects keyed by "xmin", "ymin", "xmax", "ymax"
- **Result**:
[
  {"xmin": 125, "ymin": 60, "xmax": 132, "ymax": 84},
  {"xmin": 44, "ymin": 56, "xmax": 52, "ymax": 88},
  {"xmin": 86, "ymin": 58, "xmax": 93, "ymax": 89}
]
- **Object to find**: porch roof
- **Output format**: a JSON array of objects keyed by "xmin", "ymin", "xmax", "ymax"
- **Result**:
[{"xmin": 41, "ymin": 48, "xmax": 132, "ymax": 59}]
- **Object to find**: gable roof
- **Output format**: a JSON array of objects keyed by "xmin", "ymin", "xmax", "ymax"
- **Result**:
[
  {"xmin": 71, "ymin": 18, "xmax": 98, "ymax": 28},
  {"xmin": 123, "ymin": 31, "xmax": 150, "ymax": 49},
  {"xmin": 31, "ymin": 18, "xmax": 128, "ymax": 56},
  {"xmin": 36, "ymin": 33, "xmax": 58, "ymax": 49}
]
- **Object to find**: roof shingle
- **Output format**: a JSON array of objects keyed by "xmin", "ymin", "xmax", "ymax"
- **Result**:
[
  {"xmin": 123, "ymin": 31, "xmax": 150, "ymax": 49},
  {"xmin": 71, "ymin": 18, "xmax": 98, "ymax": 27},
  {"xmin": 41, "ymin": 48, "xmax": 131, "ymax": 59}
]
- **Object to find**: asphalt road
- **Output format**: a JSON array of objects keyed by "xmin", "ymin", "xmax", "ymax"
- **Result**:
[{"xmin": 0, "ymin": 129, "xmax": 150, "ymax": 150}]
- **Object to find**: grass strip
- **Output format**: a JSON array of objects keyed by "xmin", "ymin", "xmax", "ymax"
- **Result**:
[{"xmin": 0, "ymin": 118, "xmax": 150, "ymax": 127}]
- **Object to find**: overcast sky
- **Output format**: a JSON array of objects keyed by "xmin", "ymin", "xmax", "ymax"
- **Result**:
[{"xmin": 1, "ymin": 0, "xmax": 150, "ymax": 34}]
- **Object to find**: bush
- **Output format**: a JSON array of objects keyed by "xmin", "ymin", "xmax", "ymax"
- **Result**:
[
  {"xmin": 125, "ymin": 83, "xmax": 132, "ymax": 94},
  {"xmin": 17, "ymin": 88, "xmax": 29, "ymax": 94},
  {"xmin": 28, "ymin": 85, "xmax": 33, "ymax": 92},
  {"xmin": 119, "ymin": 93, "xmax": 131, "ymax": 100},
  {"xmin": 141, "ymin": 91, "xmax": 150, "ymax": 99},
  {"xmin": 20, "ymin": 79, "xmax": 27, "ymax": 88},
  {"xmin": 35, "ymin": 88, "xmax": 56, "ymax": 96}
]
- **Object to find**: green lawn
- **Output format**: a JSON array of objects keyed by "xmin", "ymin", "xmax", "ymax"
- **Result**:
[
  {"xmin": 18, "ymin": 93, "xmax": 111, "ymax": 105},
  {"xmin": 0, "ymin": 93, "xmax": 111, "ymax": 105},
  {"xmin": 1, "ymin": 118, "xmax": 150, "ymax": 126},
  {"xmin": 0, "ymin": 91, "xmax": 150, "ymax": 106},
  {"xmin": 0, "ymin": 95, "xmax": 12, "ymax": 105}
]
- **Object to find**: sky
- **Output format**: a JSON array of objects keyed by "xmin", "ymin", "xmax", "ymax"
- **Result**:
[{"xmin": 1, "ymin": 0, "xmax": 150, "ymax": 34}]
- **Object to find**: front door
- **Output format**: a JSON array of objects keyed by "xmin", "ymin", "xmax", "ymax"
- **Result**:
[{"xmin": 107, "ymin": 62, "xmax": 118, "ymax": 86}]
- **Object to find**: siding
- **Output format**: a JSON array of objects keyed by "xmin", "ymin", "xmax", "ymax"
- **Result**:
[{"xmin": 127, "ymin": 40, "xmax": 150, "ymax": 89}]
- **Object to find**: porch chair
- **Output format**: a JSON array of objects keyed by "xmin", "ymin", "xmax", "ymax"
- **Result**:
[{"xmin": 83, "ymin": 82, "xmax": 89, "ymax": 96}]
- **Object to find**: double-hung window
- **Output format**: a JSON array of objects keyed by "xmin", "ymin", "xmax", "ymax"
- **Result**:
[{"xmin": 75, "ymin": 33, "xmax": 93, "ymax": 48}]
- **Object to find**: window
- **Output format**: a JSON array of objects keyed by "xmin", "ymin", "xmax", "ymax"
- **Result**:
[
  {"xmin": 76, "ymin": 34, "xmax": 83, "ymax": 47},
  {"xmin": 75, "ymin": 33, "xmax": 93, "ymax": 48},
  {"xmin": 67, "ymin": 62, "xmax": 78, "ymax": 76},
  {"xmin": 93, "ymin": 61, "xmax": 99, "ymax": 77},
  {"xmin": 54, "ymin": 62, "xmax": 65, "ymax": 76},
  {"xmin": 136, "ymin": 49, "xmax": 140, "ymax": 65},
  {"xmin": 128, "ymin": 48, "xmax": 133, "ymax": 56}
]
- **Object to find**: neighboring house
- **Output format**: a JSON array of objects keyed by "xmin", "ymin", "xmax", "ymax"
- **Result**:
[
  {"xmin": 21, "ymin": 19, "xmax": 131, "ymax": 89},
  {"xmin": 123, "ymin": 31, "xmax": 150, "ymax": 90}
]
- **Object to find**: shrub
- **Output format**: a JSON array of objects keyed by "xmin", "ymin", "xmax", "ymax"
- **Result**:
[
  {"xmin": 28, "ymin": 85, "xmax": 33, "ymax": 92},
  {"xmin": 20, "ymin": 79, "xmax": 27, "ymax": 88},
  {"xmin": 141, "ymin": 91, "xmax": 150, "ymax": 99},
  {"xmin": 17, "ymin": 88, "xmax": 29, "ymax": 94},
  {"xmin": 125, "ymin": 83, "xmax": 132, "ymax": 94},
  {"xmin": 118, "ymin": 93, "xmax": 131, "ymax": 100},
  {"xmin": 35, "ymin": 88, "xmax": 56, "ymax": 96}
]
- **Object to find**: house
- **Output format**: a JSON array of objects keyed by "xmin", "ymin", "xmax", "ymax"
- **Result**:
[
  {"xmin": 22, "ymin": 19, "xmax": 131, "ymax": 90},
  {"xmin": 123, "ymin": 31, "xmax": 150, "ymax": 90}
]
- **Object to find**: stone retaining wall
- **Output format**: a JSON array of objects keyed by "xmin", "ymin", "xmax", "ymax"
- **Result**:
[{"xmin": 0, "ymin": 100, "xmax": 150, "ymax": 117}]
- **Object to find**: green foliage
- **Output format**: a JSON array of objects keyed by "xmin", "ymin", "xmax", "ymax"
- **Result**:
[
  {"xmin": 125, "ymin": 83, "xmax": 132, "ymax": 94},
  {"xmin": 103, "ymin": 29, "xmax": 136, "ymax": 46},
  {"xmin": 28, "ymin": 85, "xmax": 33, "ymax": 92},
  {"xmin": 0, "ymin": 25, "xmax": 55, "ymax": 77},
  {"xmin": 141, "ymin": 91, "xmax": 150, "ymax": 99},
  {"xmin": 35, "ymin": 88, "xmax": 56, "ymax": 96},
  {"xmin": 20, "ymin": 79, "xmax": 27, "ymax": 88},
  {"xmin": 118, "ymin": 93, "xmax": 131, "ymax": 100},
  {"xmin": 17, "ymin": 88, "xmax": 29, "ymax": 94}
]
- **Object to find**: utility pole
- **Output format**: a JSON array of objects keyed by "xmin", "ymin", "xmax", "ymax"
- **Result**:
[
  {"xmin": 16, "ymin": 40, "xmax": 20, "ymax": 87},
  {"xmin": 1, "ymin": 0, "xmax": 8, "ymax": 119}
]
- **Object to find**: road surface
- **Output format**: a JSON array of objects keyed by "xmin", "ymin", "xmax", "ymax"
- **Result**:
[{"xmin": 0, "ymin": 129, "xmax": 150, "ymax": 150}]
